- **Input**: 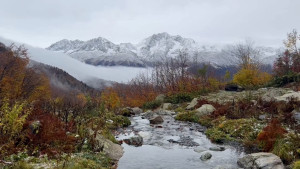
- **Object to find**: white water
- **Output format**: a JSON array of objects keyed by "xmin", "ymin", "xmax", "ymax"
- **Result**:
[{"xmin": 117, "ymin": 115, "xmax": 244, "ymax": 169}]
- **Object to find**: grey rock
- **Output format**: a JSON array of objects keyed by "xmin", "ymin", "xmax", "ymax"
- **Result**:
[
  {"xmin": 237, "ymin": 152, "xmax": 284, "ymax": 169},
  {"xmin": 209, "ymin": 146, "xmax": 225, "ymax": 151},
  {"xmin": 132, "ymin": 107, "xmax": 143, "ymax": 114},
  {"xmin": 259, "ymin": 114, "xmax": 267, "ymax": 120},
  {"xmin": 88, "ymin": 129, "xmax": 124, "ymax": 161},
  {"xmin": 275, "ymin": 91, "xmax": 300, "ymax": 102},
  {"xmin": 186, "ymin": 98, "xmax": 198, "ymax": 110},
  {"xmin": 195, "ymin": 104, "xmax": 216, "ymax": 117},
  {"xmin": 162, "ymin": 103, "xmax": 172, "ymax": 110},
  {"xmin": 150, "ymin": 116, "xmax": 164, "ymax": 124},
  {"xmin": 200, "ymin": 152, "xmax": 212, "ymax": 161},
  {"xmin": 225, "ymin": 83, "xmax": 244, "ymax": 92},
  {"xmin": 124, "ymin": 135, "xmax": 143, "ymax": 147}
]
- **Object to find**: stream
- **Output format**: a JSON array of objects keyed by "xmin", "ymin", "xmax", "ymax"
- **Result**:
[{"xmin": 116, "ymin": 113, "xmax": 245, "ymax": 169}]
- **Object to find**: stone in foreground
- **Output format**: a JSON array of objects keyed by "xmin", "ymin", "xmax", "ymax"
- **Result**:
[
  {"xmin": 209, "ymin": 146, "xmax": 225, "ymax": 151},
  {"xmin": 237, "ymin": 152, "xmax": 284, "ymax": 169},
  {"xmin": 186, "ymin": 98, "xmax": 198, "ymax": 110},
  {"xmin": 200, "ymin": 152, "xmax": 212, "ymax": 161},
  {"xmin": 150, "ymin": 116, "xmax": 164, "ymax": 124},
  {"xmin": 225, "ymin": 83, "xmax": 244, "ymax": 92},
  {"xmin": 195, "ymin": 104, "xmax": 216, "ymax": 117},
  {"xmin": 123, "ymin": 135, "xmax": 143, "ymax": 147}
]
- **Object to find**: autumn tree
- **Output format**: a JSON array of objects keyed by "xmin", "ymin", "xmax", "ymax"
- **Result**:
[{"xmin": 274, "ymin": 29, "xmax": 300, "ymax": 75}]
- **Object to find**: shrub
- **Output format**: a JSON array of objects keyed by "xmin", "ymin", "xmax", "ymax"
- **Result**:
[
  {"xmin": 206, "ymin": 117, "xmax": 262, "ymax": 143},
  {"xmin": 233, "ymin": 68, "xmax": 271, "ymax": 89},
  {"xmin": 205, "ymin": 128, "xmax": 231, "ymax": 143},
  {"xmin": 175, "ymin": 111, "xmax": 199, "ymax": 123},
  {"xmin": 142, "ymin": 100, "xmax": 162, "ymax": 110},
  {"xmin": 269, "ymin": 73, "xmax": 300, "ymax": 87},
  {"xmin": 109, "ymin": 115, "xmax": 131, "ymax": 128},
  {"xmin": 257, "ymin": 119, "xmax": 287, "ymax": 151},
  {"xmin": 272, "ymin": 138, "xmax": 295, "ymax": 164},
  {"xmin": 294, "ymin": 161, "xmax": 300, "ymax": 169},
  {"xmin": 165, "ymin": 93, "xmax": 193, "ymax": 104}
]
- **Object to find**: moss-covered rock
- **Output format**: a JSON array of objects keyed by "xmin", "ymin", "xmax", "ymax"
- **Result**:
[
  {"xmin": 205, "ymin": 117, "xmax": 263, "ymax": 143},
  {"xmin": 175, "ymin": 111, "xmax": 199, "ymax": 123}
]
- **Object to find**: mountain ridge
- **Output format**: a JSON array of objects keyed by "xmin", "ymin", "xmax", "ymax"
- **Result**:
[{"xmin": 47, "ymin": 32, "xmax": 279, "ymax": 68}]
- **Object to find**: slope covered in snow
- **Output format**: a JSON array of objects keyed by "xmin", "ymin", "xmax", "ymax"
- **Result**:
[
  {"xmin": 47, "ymin": 32, "xmax": 279, "ymax": 68},
  {"xmin": 0, "ymin": 37, "xmax": 149, "ymax": 85}
]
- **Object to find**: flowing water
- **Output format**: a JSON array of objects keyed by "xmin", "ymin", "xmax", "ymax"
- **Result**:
[{"xmin": 116, "ymin": 114, "xmax": 244, "ymax": 169}]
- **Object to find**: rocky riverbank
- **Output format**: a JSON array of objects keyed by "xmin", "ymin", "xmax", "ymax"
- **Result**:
[{"xmin": 116, "ymin": 87, "xmax": 300, "ymax": 169}]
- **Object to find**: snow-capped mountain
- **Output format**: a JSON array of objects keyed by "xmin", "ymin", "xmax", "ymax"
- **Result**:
[
  {"xmin": 47, "ymin": 32, "xmax": 279, "ymax": 67},
  {"xmin": 136, "ymin": 32, "xmax": 197, "ymax": 61},
  {"xmin": 47, "ymin": 37, "xmax": 144, "ymax": 67},
  {"xmin": 0, "ymin": 36, "xmax": 149, "ymax": 85}
]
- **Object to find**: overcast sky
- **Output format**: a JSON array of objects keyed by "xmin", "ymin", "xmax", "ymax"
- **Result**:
[{"xmin": 0, "ymin": 0, "xmax": 299, "ymax": 48}]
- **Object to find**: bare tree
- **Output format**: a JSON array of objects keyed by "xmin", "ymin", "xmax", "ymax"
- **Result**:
[{"xmin": 227, "ymin": 39, "xmax": 261, "ymax": 69}]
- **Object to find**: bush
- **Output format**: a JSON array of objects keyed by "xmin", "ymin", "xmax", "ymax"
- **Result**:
[
  {"xmin": 233, "ymin": 68, "xmax": 271, "ymax": 89},
  {"xmin": 269, "ymin": 73, "xmax": 300, "ymax": 87},
  {"xmin": 272, "ymin": 138, "xmax": 295, "ymax": 164},
  {"xmin": 110, "ymin": 115, "xmax": 131, "ymax": 128},
  {"xmin": 257, "ymin": 119, "xmax": 287, "ymax": 151},
  {"xmin": 142, "ymin": 100, "xmax": 162, "ymax": 110},
  {"xmin": 175, "ymin": 111, "xmax": 199, "ymax": 123},
  {"xmin": 165, "ymin": 93, "xmax": 193, "ymax": 104},
  {"xmin": 293, "ymin": 161, "xmax": 300, "ymax": 169},
  {"xmin": 206, "ymin": 117, "xmax": 262, "ymax": 143},
  {"xmin": 205, "ymin": 128, "xmax": 231, "ymax": 143}
]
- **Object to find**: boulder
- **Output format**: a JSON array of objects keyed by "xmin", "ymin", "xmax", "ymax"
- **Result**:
[
  {"xmin": 275, "ymin": 91, "xmax": 300, "ymax": 102},
  {"xmin": 132, "ymin": 107, "xmax": 143, "ymax": 114},
  {"xmin": 261, "ymin": 88, "xmax": 292, "ymax": 102},
  {"xmin": 200, "ymin": 152, "xmax": 212, "ymax": 161},
  {"xmin": 29, "ymin": 120, "xmax": 42, "ymax": 134},
  {"xmin": 225, "ymin": 83, "xmax": 244, "ymax": 92},
  {"xmin": 237, "ymin": 152, "xmax": 284, "ymax": 169},
  {"xmin": 123, "ymin": 135, "xmax": 143, "ymax": 147},
  {"xmin": 162, "ymin": 103, "xmax": 172, "ymax": 110},
  {"xmin": 195, "ymin": 104, "xmax": 216, "ymax": 117},
  {"xmin": 209, "ymin": 146, "xmax": 225, "ymax": 151},
  {"xmin": 88, "ymin": 129, "xmax": 124, "ymax": 161},
  {"xmin": 186, "ymin": 98, "xmax": 198, "ymax": 110},
  {"xmin": 149, "ymin": 116, "xmax": 164, "ymax": 124}
]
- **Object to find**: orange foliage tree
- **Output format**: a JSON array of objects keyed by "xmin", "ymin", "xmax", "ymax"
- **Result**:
[{"xmin": 101, "ymin": 87, "xmax": 121, "ymax": 111}]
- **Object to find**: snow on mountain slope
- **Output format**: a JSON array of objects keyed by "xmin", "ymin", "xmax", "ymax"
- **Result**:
[
  {"xmin": 136, "ymin": 32, "xmax": 197, "ymax": 61},
  {"xmin": 47, "ymin": 32, "xmax": 279, "ymax": 68},
  {"xmin": 47, "ymin": 37, "xmax": 144, "ymax": 67},
  {"xmin": 0, "ymin": 36, "xmax": 149, "ymax": 84}
]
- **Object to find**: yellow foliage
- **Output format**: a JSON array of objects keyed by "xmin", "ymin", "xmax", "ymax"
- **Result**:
[
  {"xmin": 77, "ymin": 93, "xmax": 88, "ymax": 107},
  {"xmin": 208, "ymin": 78, "xmax": 221, "ymax": 90},
  {"xmin": 233, "ymin": 68, "xmax": 271, "ymax": 88},
  {"xmin": 101, "ymin": 87, "xmax": 121, "ymax": 111},
  {"xmin": 0, "ymin": 99, "xmax": 31, "ymax": 140}
]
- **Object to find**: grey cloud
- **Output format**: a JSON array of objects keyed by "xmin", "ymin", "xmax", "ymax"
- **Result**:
[{"xmin": 0, "ymin": 0, "xmax": 299, "ymax": 47}]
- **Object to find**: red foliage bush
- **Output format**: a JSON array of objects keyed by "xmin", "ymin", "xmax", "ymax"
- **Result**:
[
  {"xmin": 257, "ymin": 119, "xmax": 287, "ymax": 151},
  {"xmin": 24, "ymin": 112, "xmax": 77, "ymax": 157}
]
